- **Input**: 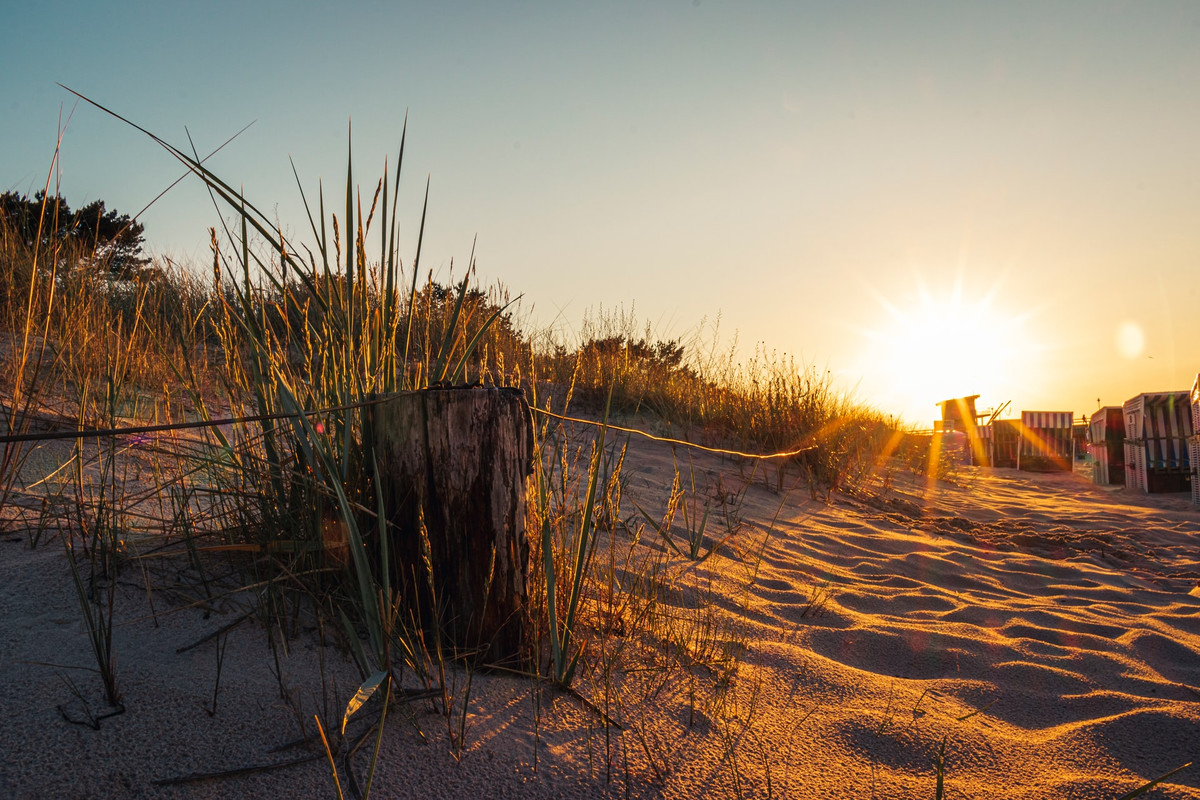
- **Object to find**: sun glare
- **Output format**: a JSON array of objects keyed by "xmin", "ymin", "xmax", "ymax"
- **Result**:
[
  {"xmin": 855, "ymin": 280, "xmax": 1036, "ymax": 426},
  {"xmin": 1115, "ymin": 320, "xmax": 1145, "ymax": 359}
]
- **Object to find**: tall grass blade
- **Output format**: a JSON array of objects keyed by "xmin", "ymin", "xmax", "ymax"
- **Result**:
[
  {"xmin": 1113, "ymin": 762, "xmax": 1193, "ymax": 800},
  {"xmin": 342, "ymin": 669, "xmax": 388, "ymax": 735},
  {"xmin": 314, "ymin": 715, "xmax": 346, "ymax": 800}
]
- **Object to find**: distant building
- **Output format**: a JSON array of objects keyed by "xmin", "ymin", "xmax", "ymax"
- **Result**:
[
  {"xmin": 936, "ymin": 395, "xmax": 986, "ymax": 465},
  {"xmin": 1019, "ymin": 411, "xmax": 1074, "ymax": 472},
  {"xmin": 987, "ymin": 419, "xmax": 1021, "ymax": 468},
  {"xmin": 1123, "ymin": 390, "xmax": 1193, "ymax": 492},
  {"xmin": 1088, "ymin": 406, "xmax": 1125, "ymax": 485}
]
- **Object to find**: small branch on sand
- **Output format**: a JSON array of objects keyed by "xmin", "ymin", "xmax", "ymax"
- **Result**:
[{"xmin": 152, "ymin": 754, "xmax": 325, "ymax": 787}]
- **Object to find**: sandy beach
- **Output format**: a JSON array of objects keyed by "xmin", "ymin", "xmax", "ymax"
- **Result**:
[
  {"xmin": 2, "ymin": 424, "xmax": 1198, "ymax": 800},
  {"xmin": 5, "ymin": 5, "xmax": 1199, "ymax": 796}
]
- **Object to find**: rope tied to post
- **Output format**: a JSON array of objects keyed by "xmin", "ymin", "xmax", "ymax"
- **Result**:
[{"xmin": 0, "ymin": 392, "xmax": 817, "ymax": 462}]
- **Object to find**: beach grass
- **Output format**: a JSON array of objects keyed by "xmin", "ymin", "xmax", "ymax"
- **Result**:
[
  {"xmin": 0, "ymin": 120, "xmax": 951, "ymax": 793},
  {"xmin": 9, "ymin": 108, "xmax": 1190, "ymax": 798}
]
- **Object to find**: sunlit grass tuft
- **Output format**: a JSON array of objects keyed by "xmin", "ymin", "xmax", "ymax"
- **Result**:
[{"xmin": 1, "ymin": 96, "xmax": 925, "ymax": 794}]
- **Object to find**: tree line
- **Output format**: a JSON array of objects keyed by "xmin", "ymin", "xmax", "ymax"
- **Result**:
[{"xmin": 0, "ymin": 190, "xmax": 150, "ymax": 279}]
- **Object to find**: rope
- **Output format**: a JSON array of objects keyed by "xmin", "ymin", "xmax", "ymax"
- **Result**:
[
  {"xmin": 0, "ymin": 392, "xmax": 815, "ymax": 462},
  {"xmin": 0, "ymin": 395, "xmax": 402, "ymax": 445},
  {"xmin": 529, "ymin": 407, "xmax": 816, "ymax": 460}
]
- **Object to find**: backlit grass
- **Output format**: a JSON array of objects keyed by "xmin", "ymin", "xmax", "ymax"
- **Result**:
[{"xmin": 0, "ymin": 103, "xmax": 1024, "ymax": 797}]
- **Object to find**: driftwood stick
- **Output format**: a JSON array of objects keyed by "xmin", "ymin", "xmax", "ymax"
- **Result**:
[
  {"xmin": 175, "ymin": 610, "xmax": 254, "ymax": 654},
  {"xmin": 152, "ymin": 754, "xmax": 324, "ymax": 786}
]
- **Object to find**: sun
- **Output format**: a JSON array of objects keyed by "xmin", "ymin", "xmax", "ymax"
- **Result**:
[{"xmin": 853, "ymin": 279, "xmax": 1036, "ymax": 426}]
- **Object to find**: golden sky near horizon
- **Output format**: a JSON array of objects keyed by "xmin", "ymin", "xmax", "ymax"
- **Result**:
[{"xmin": 3, "ymin": 2, "xmax": 1198, "ymax": 425}]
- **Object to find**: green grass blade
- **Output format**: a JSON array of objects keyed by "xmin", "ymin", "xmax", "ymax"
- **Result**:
[
  {"xmin": 401, "ymin": 177, "xmax": 430, "ymax": 385},
  {"xmin": 630, "ymin": 497, "xmax": 684, "ymax": 558},
  {"xmin": 1114, "ymin": 762, "xmax": 1193, "ymax": 800},
  {"xmin": 342, "ymin": 669, "xmax": 388, "ymax": 735},
  {"xmin": 556, "ymin": 388, "xmax": 613, "ymax": 684},
  {"xmin": 431, "ymin": 269, "xmax": 472, "ymax": 385},
  {"xmin": 935, "ymin": 736, "xmax": 946, "ymax": 799},
  {"xmin": 279, "ymin": 386, "xmax": 385, "ymax": 670},
  {"xmin": 534, "ymin": 427, "xmax": 562, "ymax": 677},
  {"xmin": 361, "ymin": 674, "xmax": 391, "ymax": 800},
  {"xmin": 446, "ymin": 294, "xmax": 522, "ymax": 386}
]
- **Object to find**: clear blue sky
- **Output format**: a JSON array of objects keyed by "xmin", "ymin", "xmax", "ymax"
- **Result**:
[{"xmin": 4, "ymin": 1, "xmax": 1199, "ymax": 424}]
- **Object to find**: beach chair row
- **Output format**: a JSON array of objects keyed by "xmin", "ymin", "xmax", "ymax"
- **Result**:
[{"xmin": 1088, "ymin": 375, "xmax": 1199, "ymax": 501}]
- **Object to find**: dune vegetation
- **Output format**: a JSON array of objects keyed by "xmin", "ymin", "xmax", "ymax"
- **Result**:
[
  {"xmin": 0, "ymin": 113, "xmax": 907, "ymax": 797},
  {"xmin": 9, "ymin": 105, "xmax": 1189, "ymax": 800}
]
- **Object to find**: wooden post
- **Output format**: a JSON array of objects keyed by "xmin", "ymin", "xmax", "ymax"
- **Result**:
[{"xmin": 368, "ymin": 387, "xmax": 533, "ymax": 666}]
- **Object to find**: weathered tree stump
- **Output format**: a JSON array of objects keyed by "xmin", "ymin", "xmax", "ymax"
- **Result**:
[{"xmin": 368, "ymin": 387, "xmax": 533, "ymax": 666}]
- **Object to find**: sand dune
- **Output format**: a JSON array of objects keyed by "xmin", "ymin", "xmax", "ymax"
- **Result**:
[{"xmin": 2, "ymin": 431, "xmax": 1198, "ymax": 798}]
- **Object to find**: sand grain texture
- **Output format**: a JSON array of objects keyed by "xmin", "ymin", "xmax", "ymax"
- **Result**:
[{"xmin": 2, "ymin": 434, "xmax": 1199, "ymax": 799}]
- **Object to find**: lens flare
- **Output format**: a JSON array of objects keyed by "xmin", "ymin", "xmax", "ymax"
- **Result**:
[
  {"xmin": 1115, "ymin": 321, "xmax": 1145, "ymax": 359},
  {"xmin": 852, "ymin": 276, "xmax": 1037, "ymax": 425}
]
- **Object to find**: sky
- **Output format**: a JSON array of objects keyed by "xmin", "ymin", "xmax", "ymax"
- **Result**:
[{"xmin": 3, "ymin": 1, "xmax": 1198, "ymax": 426}]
